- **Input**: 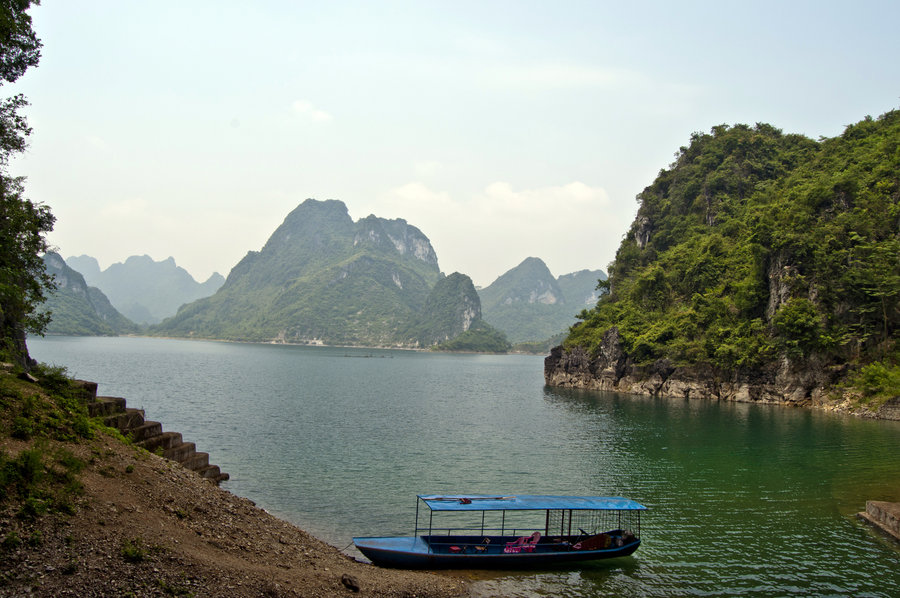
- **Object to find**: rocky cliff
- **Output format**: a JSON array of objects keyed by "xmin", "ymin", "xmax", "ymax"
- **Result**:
[
  {"xmin": 545, "ymin": 327, "xmax": 840, "ymax": 405},
  {"xmin": 545, "ymin": 111, "xmax": 900, "ymax": 415},
  {"xmin": 545, "ymin": 338, "xmax": 900, "ymax": 420}
]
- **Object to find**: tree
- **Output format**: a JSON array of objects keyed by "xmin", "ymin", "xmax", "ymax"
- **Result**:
[{"xmin": 0, "ymin": 0, "xmax": 54, "ymax": 367}]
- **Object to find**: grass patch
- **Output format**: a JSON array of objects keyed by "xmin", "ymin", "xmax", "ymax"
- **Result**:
[
  {"xmin": 157, "ymin": 578, "xmax": 195, "ymax": 597},
  {"xmin": 120, "ymin": 537, "xmax": 164, "ymax": 563},
  {"xmin": 1, "ymin": 365, "xmax": 96, "ymax": 442},
  {"xmin": 121, "ymin": 538, "xmax": 147, "ymax": 563},
  {"xmin": 0, "ymin": 442, "xmax": 87, "ymax": 520}
]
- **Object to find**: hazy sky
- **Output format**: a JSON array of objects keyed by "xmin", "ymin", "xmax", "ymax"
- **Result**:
[{"xmin": 10, "ymin": 1, "xmax": 900, "ymax": 287}]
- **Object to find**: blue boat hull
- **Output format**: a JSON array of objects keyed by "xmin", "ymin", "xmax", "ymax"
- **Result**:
[{"xmin": 352, "ymin": 535, "xmax": 641, "ymax": 569}]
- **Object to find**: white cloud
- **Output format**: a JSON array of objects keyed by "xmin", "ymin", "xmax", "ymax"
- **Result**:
[
  {"xmin": 378, "ymin": 181, "xmax": 624, "ymax": 286},
  {"xmin": 291, "ymin": 99, "xmax": 333, "ymax": 122}
]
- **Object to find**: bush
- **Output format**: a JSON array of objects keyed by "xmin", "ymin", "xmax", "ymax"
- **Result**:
[{"xmin": 853, "ymin": 361, "xmax": 900, "ymax": 405}]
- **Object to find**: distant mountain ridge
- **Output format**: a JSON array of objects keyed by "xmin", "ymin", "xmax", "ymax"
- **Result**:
[
  {"xmin": 40, "ymin": 252, "xmax": 139, "ymax": 336},
  {"xmin": 154, "ymin": 199, "xmax": 507, "ymax": 351},
  {"xmin": 479, "ymin": 257, "xmax": 606, "ymax": 343},
  {"xmin": 66, "ymin": 254, "xmax": 224, "ymax": 325}
]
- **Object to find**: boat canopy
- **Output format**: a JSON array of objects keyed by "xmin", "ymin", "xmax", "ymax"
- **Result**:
[{"xmin": 418, "ymin": 494, "xmax": 647, "ymax": 512}]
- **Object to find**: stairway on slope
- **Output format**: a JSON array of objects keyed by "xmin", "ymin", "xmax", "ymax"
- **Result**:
[{"xmin": 78, "ymin": 382, "xmax": 229, "ymax": 484}]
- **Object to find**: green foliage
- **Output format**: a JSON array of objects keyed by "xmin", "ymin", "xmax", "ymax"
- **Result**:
[
  {"xmin": 120, "ymin": 537, "xmax": 162, "ymax": 563},
  {"xmin": 11, "ymin": 414, "xmax": 32, "ymax": 439},
  {"xmin": 567, "ymin": 111, "xmax": 900, "ymax": 393},
  {"xmin": 2, "ymin": 364, "xmax": 94, "ymax": 442},
  {"xmin": 0, "ymin": 1, "xmax": 54, "ymax": 366},
  {"xmin": 0, "ymin": 365, "xmax": 97, "ymax": 521},
  {"xmin": 0, "ymin": 440, "xmax": 86, "ymax": 520},
  {"xmin": 156, "ymin": 578, "xmax": 195, "ymax": 597},
  {"xmin": 0, "ymin": 2, "xmax": 41, "ymax": 85},
  {"xmin": 121, "ymin": 538, "xmax": 147, "ymax": 563},
  {"xmin": 846, "ymin": 361, "xmax": 900, "ymax": 407},
  {"xmin": 153, "ymin": 200, "xmax": 443, "ymax": 346},
  {"xmin": 436, "ymin": 321, "xmax": 510, "ymax": 352},
  {"xmin": 772, "ymin": 298, "xmax": 823, "ymax": 358},
  {"xmin": 0, "ymin": 365, "xmax": 97, "ymax": 508}
]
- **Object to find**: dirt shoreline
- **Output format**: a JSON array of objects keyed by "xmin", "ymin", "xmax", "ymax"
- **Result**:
[{"xmin": 0, "ymin": 433, "xmax": 470, "ymax": 597}]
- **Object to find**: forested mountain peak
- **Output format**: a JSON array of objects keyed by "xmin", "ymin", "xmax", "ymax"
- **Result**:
[
  {"xmin": 557, "ymin": 110, "xmax": 900, "ymax": 409},
  {"xmin": 260, "ymin": 198, "xmax": 355, "ymax": 257},
  {"xmin": 153, "ymin": 199, "xmax": 500, "ymax": 350}
]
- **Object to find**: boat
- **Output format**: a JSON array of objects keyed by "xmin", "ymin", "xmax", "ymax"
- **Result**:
[{"xmin": 352, "ymin": 494, "xmax": 646, "ymax": 569}]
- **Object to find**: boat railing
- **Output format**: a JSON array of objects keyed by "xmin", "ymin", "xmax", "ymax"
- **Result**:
[
  {"xmin": 417, "ymin": 525, "xmax": 544, "ymax": 537},
  {"xmin": 420, "ymin": 529, "xmax": 639, "ymax": 555}
]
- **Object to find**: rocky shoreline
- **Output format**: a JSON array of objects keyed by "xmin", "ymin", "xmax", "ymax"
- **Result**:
[
  {"xmin": 0, "ymin": 431, "xmax": 468, "ymax": 597},
  {"xmin": 544, "ymin": 329, "xmax": 899, "ymax": 420}
]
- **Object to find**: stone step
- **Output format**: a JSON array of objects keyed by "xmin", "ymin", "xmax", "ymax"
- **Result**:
[
  {"xmin": 73, "ymin": 380, "xmax": 98, "ymax": 400},
  {"xmin": 78, "ymin": 381, "xmax": 229, "ymax": 485},
  {"xmin": 129, "ymin": 421, "xmax": 162, "ymax": 442},
  {"xmin": 137, "ymin": 431, "xmax": 183, "ymax": 453},
  {"xmin": 196, "ymin": 464, "xmax": 222, "ymax": 480},
  {"xmin": 163, "ymin": 442, "xmax": 197, "ymax": 463},
  {"xmin": 103, "ymin": 408, "xmax": 145, "ymax": 431},
  {"xmin": 87, "ymin": 396, "xmax": 126, "ymax": 417},
  {"xmin": 180, "ymin": 452, "xmax": 210, "ymax": 471}
]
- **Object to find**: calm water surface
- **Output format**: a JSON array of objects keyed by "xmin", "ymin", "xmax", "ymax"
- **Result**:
[{"xmin": 28, "ymin": 336, "xmax": 900, "ymax": 597}]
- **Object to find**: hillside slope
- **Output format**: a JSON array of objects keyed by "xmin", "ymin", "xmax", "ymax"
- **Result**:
[
  {"xmin": 420, "ymin": 273, "xmax": 510, "ymax": 352},
  {"xmin": 154, "ymin": 199, "xmax": 499, "ymax": 349},
  {"xmin": 547, "ymin": 110, "xmax": 900, "ymax": 412},
  {"xmin": 40, "ymin": 253, "xmax": 139, "ymax": 336},
  {"xmin": 0, "ymin": 366, "xmax": 466, "ymax": 597}
]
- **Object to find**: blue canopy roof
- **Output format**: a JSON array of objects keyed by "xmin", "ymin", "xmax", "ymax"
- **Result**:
[{"xmin": 418, "ymin": 494, "xmax": 646, "ymax": 512}]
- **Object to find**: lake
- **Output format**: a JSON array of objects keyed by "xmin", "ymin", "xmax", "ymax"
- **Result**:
[{"xmin": 27, "ymin": 335, "xmax": 900, "ymax": 597}]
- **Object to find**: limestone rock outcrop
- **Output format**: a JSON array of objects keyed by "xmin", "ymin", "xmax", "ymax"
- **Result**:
[{"xmin": 544, "ymin": 327, "xmax": 851, "ymax": 409}]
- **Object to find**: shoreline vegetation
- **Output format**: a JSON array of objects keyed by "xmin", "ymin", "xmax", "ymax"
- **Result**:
[
  {"xmin": 546, "ymin": 111, "xmax": 900, "ymax": 416},
  {"xmin": 0, "ymin": 363, "xmax": 468, "ymax": 596}
]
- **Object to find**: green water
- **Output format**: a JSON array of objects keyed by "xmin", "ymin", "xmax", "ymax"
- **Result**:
[{"xmin": 28, "ymin": 336, "xmax": 900, "ymax": 596}]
